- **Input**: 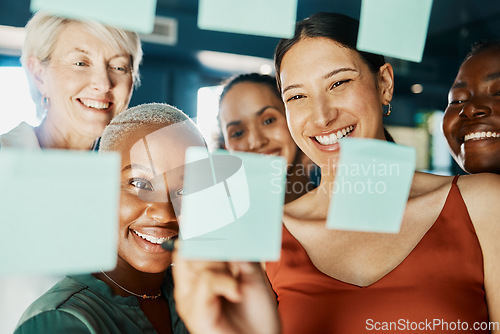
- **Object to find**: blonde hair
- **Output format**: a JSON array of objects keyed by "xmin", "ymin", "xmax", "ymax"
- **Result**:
[{"xmin": 99, "ymin": 103, "xmax": 201, "ymax": 152}]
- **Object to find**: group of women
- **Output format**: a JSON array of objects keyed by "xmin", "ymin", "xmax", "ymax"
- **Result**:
[{"xmin": 3, "ymin": 8, "xmax": 500, "ymax": 334}]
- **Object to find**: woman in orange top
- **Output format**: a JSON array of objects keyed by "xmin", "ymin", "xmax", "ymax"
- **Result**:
[{"xmin": 172, "ymin": 13, "xmax": 500, "ymax": 334}]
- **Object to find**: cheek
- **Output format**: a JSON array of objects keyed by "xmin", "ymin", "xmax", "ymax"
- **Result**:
[{"xmin": 119, "ymin": 192, "xmax": 144, "ymax": 229}]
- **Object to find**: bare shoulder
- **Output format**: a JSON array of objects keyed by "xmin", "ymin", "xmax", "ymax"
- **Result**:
[
  {"xmin": 455, "ymin": 173, "xmax": 500, "ymax": 226},
  {"xmin": 408, "ymin": 171, "xmax": 454, "ymax": 199}
]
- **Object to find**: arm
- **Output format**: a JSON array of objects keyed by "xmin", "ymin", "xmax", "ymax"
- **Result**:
[
  {"xmin": 459, "ymin": 174, "xmax": 500, "ymax": 333},
  {"xmin": 172, "ymin": 251, "xmax": 280, "ymax": 334}
]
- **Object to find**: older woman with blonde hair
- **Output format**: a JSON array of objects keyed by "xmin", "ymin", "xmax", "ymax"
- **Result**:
[{"xmin": 0, "ymin": 11, "xmax": 142, "ymax": 150}]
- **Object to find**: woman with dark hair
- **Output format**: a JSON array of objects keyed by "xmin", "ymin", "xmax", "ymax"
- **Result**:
[
  {"xmin": 172, "ymin": 13, "xmax": 500, "ymax": 334},
  {"xmin": 442, "ymin": 40, "xmax": 500, "ymax": 174},
  {"xmin": 218, "ymin": 73, "xmax": 317, "ymax": 203}
]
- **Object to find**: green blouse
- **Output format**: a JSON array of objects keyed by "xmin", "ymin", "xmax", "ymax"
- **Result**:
[{"xmin": 14, "ymin": 267, "xmax": 188, "ymax": 334}]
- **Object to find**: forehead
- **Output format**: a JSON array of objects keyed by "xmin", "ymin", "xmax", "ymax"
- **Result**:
[
  {"xmin": 279, "ymin": 37, "xmax": 364, "ymax": 86},
  {"xmin": 120, "ymin": 123, "xmax": 206, "ymax": 173},
  {"xmin": 458, "ymin": 49, "xmax": 500, "ymax": 79},
  {"xmin": 220, "ymin": 82, "xmax": 283, "ymax": 120}
]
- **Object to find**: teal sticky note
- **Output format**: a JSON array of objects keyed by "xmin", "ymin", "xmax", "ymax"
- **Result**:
[
  {"xmin": 0, "ymin": 149, "xmax": 120, "ymax": 274},
  {"xmin": 30, "ymin": 0, "xmax": 157, "ymax": 33},
  {"xmin": 178, "ymin": 148, "xmax": 286, "ymax": 261},
  {"xmin": 198, "ymin": 0, "xmax": 297, "ymax": 38},
  {"xmin": 327, "ymin": 138, "xmax": 415, "ymax": 233},
  {"xmin": 357, "ymin": 0, "xmax": 433, "ymax": 62}
]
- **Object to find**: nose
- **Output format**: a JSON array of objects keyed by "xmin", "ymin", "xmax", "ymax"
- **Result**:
[
  {"xmin": 90, "ymin": 66, "xmax": 112, "ymax": 92},
  {"xmin": 146, "ymin": 201, "xmax": 177, "ymax": 223},
  {"xmin": 459, "ymin": 97, "xmax": 492, "ymax": 119},
  {"xmin": 248, "ymin": 128, "xmax": 269, "ymax": 151},
  {"xmin": 312, "ymin": 95, "xmax": 339, "ymax": 128}
]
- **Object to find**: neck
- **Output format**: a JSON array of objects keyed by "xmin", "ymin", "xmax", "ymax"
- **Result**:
[
  {"xmin": 35, "ymin": 118, "xmax": 97, "ymax": 150},
  {"xmin": 95, "ymin": 261, "xmax": 166, "ymax": 299}
]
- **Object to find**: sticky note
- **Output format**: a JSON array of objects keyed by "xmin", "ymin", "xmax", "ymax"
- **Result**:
[
  {"xmin": 327, "ymin": 138, "xmax": 415, "ymax": 233},
  {"xmin": 30, "ymin": 0, "xmax": 157, "ymax": 34},
  {"xmin": 198, "ymin": 0, "xmax": 297, "ymax": 38},
  {"xmin": 357, "ymin": 0, "xmax": 433, "ymax": 62},
  {"xmin": 0, "ymin": 149, "xmax": 120, "ymax": 274},
  {"xmin": 178, "ymin": 148, "xmax": 286, "ymax": 261}
]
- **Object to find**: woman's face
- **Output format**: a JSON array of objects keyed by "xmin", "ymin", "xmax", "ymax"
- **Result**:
[
  {"xmin": 116, "ymin": 123, "xmax": 205, "ymax": 273},
  {"xmin": 219, "ymin": 81, "xmax": 298, "ymax": 166},
  {"xmin": 442, "ymin": 48, "xmax": 500, "ymax": 174},
  {"xmin": 279, "ymin": 37, "xmax": 389, "ymax": 168},
  {"xmin": 35, "ymin": 22, "xmax": 134, "ymax": 139}
]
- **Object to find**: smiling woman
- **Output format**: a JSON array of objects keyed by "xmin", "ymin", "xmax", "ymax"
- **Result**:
[
  {"xmin": 0, "ymin": 12, "xmax": 142, "ymax": 150},
  {"xmin": 14, "ymin": 103, "xmax": 201, "ymax": 334},
  {"xmin": 442, "ymin": 41, "xmax": 500, "ymax": 174}
]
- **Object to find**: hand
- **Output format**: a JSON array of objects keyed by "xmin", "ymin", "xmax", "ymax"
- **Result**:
[{"xmin": 172, "ymin": 251, "xmax": 280, "ymax": 334}]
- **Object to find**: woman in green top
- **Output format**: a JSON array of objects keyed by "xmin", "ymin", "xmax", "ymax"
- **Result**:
[{"xmin": 15, "ymin": 103, "xmax": 205, "ymax": 333}]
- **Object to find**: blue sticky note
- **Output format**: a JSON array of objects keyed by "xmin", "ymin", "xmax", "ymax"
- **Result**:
[
  {"xmin": 327, "ymin": 138, "xmax": 415, "ymax": 233},
  {"xmin": 30, "ymin": 0, "xmax": 157, "ymax": 34},
  {"xmin": 198, "ymin": 0, "xmax": 297, "ymax": 38},
  {"xmin": 357, "ymin": 0, "xmax": 433, "ymax": 62},
  {"xmin": 178, "ymin": 148, "xmax": 286, "ymax": 261},
  {"xmin": 0, "ymin": 149, "xmax": 120, "ymax": 274}
]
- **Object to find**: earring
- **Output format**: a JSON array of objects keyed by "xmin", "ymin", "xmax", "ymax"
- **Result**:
[
  {"xmin": 41, "ymin": 95, "xmax": 50, "ymax": 111},
  {"xmin": 383, "ymin": 102, "xmax": 392, "ymax": 117}
]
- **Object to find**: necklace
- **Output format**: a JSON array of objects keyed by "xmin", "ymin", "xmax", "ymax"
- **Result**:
[{"xmin": 100, "ymin": 270, "xmax": 162, "ymax": 300}]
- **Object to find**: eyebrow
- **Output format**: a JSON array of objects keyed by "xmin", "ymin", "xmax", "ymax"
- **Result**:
[
  {"xmin": 282, "ymin": 67, "xmax": 358, "ymax": 94},
  {"xmin": 225, "ymin": 106, "xmax": 279, "ymax": 129},
  {"xmin": 485, "ymin": 72, "xmax": 500, "ymax": 82},
  {"xmin": 122, "ymin": 164, "xmax": 153, "ymax": 174}
]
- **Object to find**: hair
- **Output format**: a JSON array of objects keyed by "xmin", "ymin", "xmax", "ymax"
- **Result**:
[
  {"xmin": 274, "ymin": 12, "xmax": 386, "ymax": 93},
  {"xmin": 99, "ymin": 103, "xmax": 195, "ymax": 152},
  {"xmin": 22, "ymin": 12, "xmax": 143, "ymax": 119},
  {"xmin": 464, "ymin": 40, "xmax": 500, "ymax": 61},
  {"xmin": 219, "ymin": 73, "xmax": 281, "ymax": 106}
]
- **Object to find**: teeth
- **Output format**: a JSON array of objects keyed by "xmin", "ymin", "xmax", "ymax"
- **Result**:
[
  {"xmin": 315, "ymin": 125, "xmax": 355, "ymax": 145},
  {"xmin": 81, "ymin": 99, "xmax": 110, "ymax": 110},
  {"xmin": 133, "ymin": 230, "xmax": 169, "ymax": 245},
  {"xmin": 464, "ymin": 131, "xmax": 500, "ymax": 142}
]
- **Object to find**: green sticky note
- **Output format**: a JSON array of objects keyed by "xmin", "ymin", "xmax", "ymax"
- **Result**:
[
  {"xmin": 198, "ymin": 0, "xmax": 297, "ymax": 38},
  {"xmin": 327, "ymin": 138, "xmax": 415, "ymax": 233},
  {"xmin": 0, "ymin": 149, "xmax": 120, "ymax": 274},
  {"xmin": 30, "ymin": 0, "xmax": 157, "ymax": 33},
  {"xmin": 178, "ymin": 148, "xmax": 286, "ymax": 261},
  {"xmin": 357, "ymin": 0, "xmax": 433, "ymax": 62}
]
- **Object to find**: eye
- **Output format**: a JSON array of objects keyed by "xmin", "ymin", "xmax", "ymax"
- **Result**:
[
  {"xmin": 230, "ymin": 130, "xmax": 244, "ymax": 138},
  {"xmin": 330, "ymin": 79, "xmax": 351, "ymax": 89},
  {"xmin": 129, "ymin": 178, "xmax": 154, "ymax": 191},
  {"xmin": 286, "ymin": 94, "xmax": 305, "ymax": 102},
  {"xmin": 111, "ymin": 65, "xmax": 129, "ymax": 73},
  {"xmin": 448, "ymin": 99, "xmax": 466, "ymax": 105},
  {"xmin": 73, "ymin": 61, "xmax": 87, "ymax": 67},
  {"xmin": 263, "ymin": 117, "xmax": 276, "ymax": 125}
]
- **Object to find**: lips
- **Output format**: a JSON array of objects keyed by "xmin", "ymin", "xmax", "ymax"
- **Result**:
[
  {"xmin": 130, "ymin": 227, "xmax": 178, "ymax": 253},
  {"xmin": 79, "ymin": 98, "xmax": 112, "ymax": 111},
  {"xmin": 463, "ymin": 131, "xmax": 500, "ymax": 142},
  {"xmin": 259, "ymin": 149, "xmax": 282, "ymax": 156},
  {"xmin": 313, "ymin": 125, "xmax": 355, "ymax": 145}
]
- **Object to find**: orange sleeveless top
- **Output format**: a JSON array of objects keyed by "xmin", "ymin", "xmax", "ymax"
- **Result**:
[{"xmin": 266, "ymin": 176, "xmax": 489, "ymax": 334}]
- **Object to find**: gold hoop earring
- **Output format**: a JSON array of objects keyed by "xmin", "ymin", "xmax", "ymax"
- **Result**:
[{"xmin": 383, "ymin": 102, "xmax": 392, "ymax": 117}]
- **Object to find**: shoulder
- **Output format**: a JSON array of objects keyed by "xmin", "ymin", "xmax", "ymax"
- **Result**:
[
  {"xmin": 15, "ymin": 276, "xmax": 97, "ymax": 333},
  {"xmin": 408, "ymin": 172, "xmax": 454, "ymax": 199},
  {"xmin": 0, "ymin": 122, "xmax": 39, "ymax": 149}
]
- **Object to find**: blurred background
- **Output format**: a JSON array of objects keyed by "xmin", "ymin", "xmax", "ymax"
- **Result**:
[{"xmin": 1, "ymin": 0, "xmax": 500, "ymax": 174}]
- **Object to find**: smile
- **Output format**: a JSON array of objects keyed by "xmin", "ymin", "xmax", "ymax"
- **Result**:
[
  {"xmin": 314, "ymin": 125, "xmax": 355, "ymax": 145},
  {"xmin": 80, "ymin": 98, "xmax": 110, "ymax": 110},
  {"xmin": 132, "ymin": 229, "xmax": 172, "ymax": 245},
  {"xmin": 463, "ymin": 131, "xmax": 500, "ymax": 142}
]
